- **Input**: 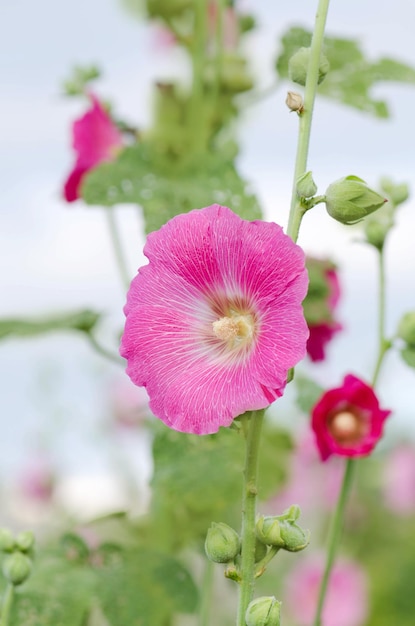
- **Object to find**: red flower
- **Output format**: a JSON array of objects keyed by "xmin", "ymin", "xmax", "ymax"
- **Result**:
[
  {"xmin": 304, "ymin": 259, "xmax": 342, "ymax": 362},
  {"xmin": 63, "ymin": 94, "xmax": 123, "ymax": 202},
  {"xmin": 311, "ymin": 374, "xmax": 391, "ymax": 461}
]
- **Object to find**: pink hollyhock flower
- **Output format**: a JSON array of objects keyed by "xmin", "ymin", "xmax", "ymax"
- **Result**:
[
  {"xmin": 305, "ymin": 260, "xmax": 343, "ymax": 362},
  {"xmin": 109, "ymin": 377, "xmax": 150, "ymax": 428},
  {"xmin": 63, "ymin": 94, "xmax": 123, "ymax": 202},
  {"xmin": 284, "ymin": 555, "xmax": 368, "ymax": 626},
  {"xmin": 121, "ymin": 204, "xmax": 308, "ymax": 434},
  {"xmin": 208, "ymin": 2, "xmax": 239, "ymax": 49},
  {"xmin": 382, "ymin": 445, "xmax": 415, "ymax": 515},
  {"xmin": 18, "ymin": 455, "xmax": 55, "ymax": 503},
  {"xmin": 312, "ymin": 374, "xmax": 391, "ymax": 461}
]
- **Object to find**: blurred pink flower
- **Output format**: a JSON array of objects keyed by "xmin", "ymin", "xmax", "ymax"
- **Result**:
[
  {"xmin": 306, "ymin": 262, "xmax": 342, "ymax": 362},
  {"xmin": 121, "ymin": 204, "xmax": 309, "ymax": 434},
  {"xmin": 208, "ymin": 2, "xmax": 239, "ymax": 49},
  {"xmin": 312, "ymin": 374, "xmax": 391, "ymax": 461},
  {"xmin": 18, "ymin": 455, "xmax": 55, "ymax": 503},
  {"xmin": 110, "ymin": 377, "xmax": 150, "ymax": 428},
  {"xmin": 63, "ymin": 94, "xmax": 123, "ymax": 202},
  {"xmin": 284, "ymin": 555, "xmax": 368, "ymax": 626},
  {"xmin": 383, "ymin": 445, "xmax": 415, "ymax": 515}
]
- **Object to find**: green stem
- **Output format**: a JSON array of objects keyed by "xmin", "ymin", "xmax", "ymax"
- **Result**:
[
  {"xmin": 372, "ymin": 249, "xmax": 390, "ymax": 387},
  {"xmin": 236, "ymin": 410, "xmax": 265, "ymax": 626},
  {"xmin": 106, "ymin": 209, "xmax": 130, "ymax": 292},
  {"xmin": 0, "ymin": 584, "xmax": 14, "ymax": 626},
  {"xmin": 212, "ymin": 0, "xmax": 224, "ymax": 105},
  {"xmin": 286, "ymin": 0, "xmax": 332, "ymax": 243},
  {"xmin": 254, "ymin": 546, "xmax": 280, "ymax": 579},
  {"xmin": 199, "ymin": 558, "xmax": 215, "ymax": 626},
  {"xmin": 312, "ymin": 459, "xmax": 355, "ymax": 626},
  {"xmin": 190, "ymin": 0, "xmax": 208, "ymax": 153}
]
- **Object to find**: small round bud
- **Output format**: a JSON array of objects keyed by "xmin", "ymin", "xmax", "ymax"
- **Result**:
[
  {"xmin": 325, "ymin": 175, "xmax": 387, "ymax": 225},
  {"xmin": 285, "ymin": 91, "xmax": 303, "ymax": 113},
  {"xmin": 2, "ymin": 553, "xmax": 32, "ymax": 586},
  {"xmin": 245, "ymin": 596, "xmax": 281, "ymax": 626},
  {"xmin": 380, "ymin": 177, "xmax": 409, "ymax": 207},
  {"xmin": 0, "ymin": 528, "xmax": 15, "ymax": 553},
  {"xmin": 205, "ymin": 522, "xmax": 240, "ymax": 563},
  {"xmin": 296, "ymin": 171, "xmax": 317, "ymax": 198},
  {"xmin": 398, "ymin": 312, "xmax": 415, "ymax": 346},
  {"xmin": 255, "ymin": 516, "xmax": 284, "ymax": 547},
  {"xmin": 278, "ymin": 520, "xmax": 310, "ymax": 552},
  {"xmin": 15, "ymin": 531, "xmax": 35, "ymax": 553},
  {"xmin": 289, "ymin": 47, "xmax": 329, "ymax": 86}
]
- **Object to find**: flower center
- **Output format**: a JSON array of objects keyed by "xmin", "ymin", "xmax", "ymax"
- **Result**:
[
  {"xmin": 212, "ymin": 312, "xmax": 255, "ymax": 349},
  {"xmin": 328, "ymin": 409, "xmax": 368, "ymax": 446}
]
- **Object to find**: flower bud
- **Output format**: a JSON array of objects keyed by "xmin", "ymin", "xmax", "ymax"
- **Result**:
[
  {"xmin": 398, "ymin": 312, "xmax": 415, "ymax": 347},
  {"xmin": 255, "ymin": 516, "xmax": 284, "ymax": 547},
  {"xmin": 364, "ymin": 219, "xmax": 389, "ymax": 250},
  {"xmin": 205, "ymin": 522, "xmax": 240, "ymax": 563},
  {"xmin": 278, "ymin": 520, "xmax": 310, "ymax": 552},
  {"xmin": 325, "ymin": 175, "xmax": 387, "ymax": 225},
  {"xmin": 0, "ymin": 528, "xmax": 15, "ymax": 553},
  {"xmin": 289, "ymin": 47, "xmax": 329, "ymax": 86},
  {"xmin": 16, "ymin": 531, "xmax": 35, "ymax": 553},
  {"xmin": 296, "ymin": 171, "xmax": 317, "ymax": 198},
  {"xmin": 285, "ymin": 91, "xmax": 303, "ymax": 113},
  {"xmin": 245, "ymin": 596, "xmax": 281, "ymax": 626},
  {"xmin": 256, "ymin": 506, "xmax": 309, "ymax": 552},
  {"xmin": 2, "ymin": 553, "xmax": 32, "ymax": 586},
  {"xmin": 380, "ymin": 177, "xmax": 409, "ymax": 207}
]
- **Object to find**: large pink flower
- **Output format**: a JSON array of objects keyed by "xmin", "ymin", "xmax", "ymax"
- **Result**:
[
  {"xmin": 312, "ymin": 374, "xmax": 391, "ymax": 461},
  {"xmin": 120, "ymin": 205, "xmax": 309, "ymax": 434},
  {"xmin": 63, "ymin": 94, "xmax": 123, "ymax": 202},
  {"xmin": 284, "ymin": 555, "xmax": 368, "ymax": 626}
]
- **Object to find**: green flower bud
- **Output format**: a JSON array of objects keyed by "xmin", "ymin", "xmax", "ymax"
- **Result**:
[
  {"xmin": 245, "ymin": 596, "xmax": 281, "ymax": 626},
  {"xmin": 296, "ymin": 171, "xmax": 317, "ymax": 198},
  {"xmin": 325, "ymin": 175, "xmax": 387, "ymax": 225},
  {"xmin": 15, "ymin": 531, "xmax": 35, "ymax": 553},
  {"xmin": 380, "ymin": 177, "xmax": 409, "ymax": 207},
  {"xmin": 2, "ymin": 553, "xmax": 32, "ymax": 586},
  {"xmin": 398, "ymin": 312, "xmax": 415, "ymax": 346},
  {"xmin": 254, "ymin": 539, "xmax": 268, "ymax": 563},
  {"xmin": 205, "ymin": 522, "xmax": 240, "ymax": 563},
  {"xmin": 289, "ymin": 47, "xmax": 329, "ymax": 86},
  {"xmin": 238, "ymin": 14, "xmax": 256, "ymax": 34},
  {"xmin": 364, "ymin": 219, "xmax": 389, "ymax": 250},
  {"xmin": 0, "ymin": 528, "xmax": 15, "ymax": 553},
  {"xmin": 256, "ymin": 506, "xmax": 309, "ymax": 552}
]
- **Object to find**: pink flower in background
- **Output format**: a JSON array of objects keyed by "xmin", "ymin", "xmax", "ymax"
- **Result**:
[
  {"xmin": 63, "ymin": 94, "xmax": 123, "ymax": 202},
  {"xmin": 284, "ymin": 555, "xmax": 368, "ymax": 626},
  {"xmin": 312, "ymin": 374, "xmax": 391, "ymax": 461},
  {"xmin": 306, "ymin": 261, "xmax": 343, "ymax": 362},
  {"xmin": 110, "ymin": 377, "xmax": 150, "ymax": 428},
  {"xmin": 18, "ymin": 455, "xmax": 55, "ymax": 503},
  {"xmin": 383, "ymin": 445, "xmax": 415, "ymax": 515},
  {"xmin": 208, "ymin": 2, "xmax": 239, "ymax": 49},
  {"xmin": 121, "ymin": 204, "xmax": 308, "ymax": 434}
]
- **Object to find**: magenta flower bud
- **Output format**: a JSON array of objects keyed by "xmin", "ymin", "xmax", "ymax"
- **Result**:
[
  {"xmin": 325, "ymin": 176, "xmax": 387, "ymax": 225},
  {"xmin": 2, "ymin": 553, "xmax": 32, "ymax": 586},
  {"xmin": 289, "ymin": 47, "xmax": 329, "ymax": 86},
  {"xmin": 245, "ymin": 596, "xmax": 281, "ymax": 626},
  {"xmin": 205, "ymin": 522, "xmax": 240, "ymax": 563}
]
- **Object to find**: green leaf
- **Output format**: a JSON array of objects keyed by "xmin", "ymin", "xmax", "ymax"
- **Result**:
[
  {"xmin": 275, "ymin": 26, "xmax": 415, "ymax": 117},
  {"xmin": 0, "ymin": 310, "xmax": 101, "ymax": 341},
  {"xmin": 82, "ymin": 143, "xmax": 262, "ymax": 232},
  {"xmin": 295, "ymin": 374, "xmax": 324, "ymax": 414},
  {"xmin": 96, "ymin": 548, "xmax": 198, "ymax": 624},
  {"xmin": 401, "ymin": 347, "xmax": 415, "ymax": 369}
]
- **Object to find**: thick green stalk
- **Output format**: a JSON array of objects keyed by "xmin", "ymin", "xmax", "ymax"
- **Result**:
[
  {"xmin": 286, "ymin": 0, "xmax": 332, "ymax": 243},
  {"xmin": 372, "ymin": 249, "xmax": 390, "ymax": 387},
  {"xmin": 106, "ymin": 209, "xmax": 130, "ymax": 292},
  {"xmin": 199, "ymin": 558, "xmax": 214, "ymax": 626},
  {"xmin": 190, "ymin": 0, "xmax": 208, "ymax": 153},
  {"xmin": 312, "ymin": 459, "xmax": 355, "ymax": 626},
  {"xmin": 212, "ymin": 0, "xmax": 224, "ymax": 105},
  {"xmin": 0, "ymin": 584, "xmax": 14, "ymax": 626},
  {"xmin": 236, "ymin": 410, "xmax": 265, "ymax": 626}
]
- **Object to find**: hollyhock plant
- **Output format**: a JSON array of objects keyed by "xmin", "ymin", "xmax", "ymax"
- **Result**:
[
  {"xmin": 63, "ymin": 94, "xmax": 123, "ymax": 202},
  {"xmin": 284, "ymin": 555, "xmax": 368, "ymax": 626},
  {"xmin": 304, "ymin": 258, "xmax": 342, "ymax": 362},
  {"xmin": 312, "ymin": 374, "xmax": 391, "ymax": 461},
  {"xmin": 121, "ymin": 204, "xmax": 309, "ymax": 435}
]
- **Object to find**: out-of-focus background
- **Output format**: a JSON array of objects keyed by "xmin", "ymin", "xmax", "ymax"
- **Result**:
[{"xmin": 2, "ymin": 0, "xmax": 415, "ymax": 516}]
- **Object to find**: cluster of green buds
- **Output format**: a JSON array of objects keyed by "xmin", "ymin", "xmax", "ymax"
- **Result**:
[
  {"xmin": 0, "ymin": 528, "xmax": 35, "ymax": 587},
  {"xmin": 397, "ymin": 312, "xmax": 415, "ymax": 369},
  {"xmin": 364, "ymin": 177, "xmax": 409, "ymax": 249},
  {"xmin": 255, "ymin": 505, "xmax": 310, "ymax": 552}
]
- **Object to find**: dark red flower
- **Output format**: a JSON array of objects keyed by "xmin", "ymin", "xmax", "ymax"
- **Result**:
[
  {"xmin": 63, "ymin": 94, "xmax": 123, "ymax": 202},
  {"xmin": 311, "ymin": 374, "xmax": 391, "ymax": 461}
]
